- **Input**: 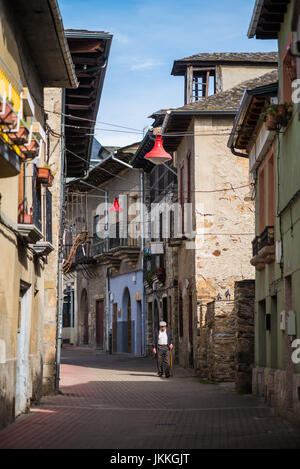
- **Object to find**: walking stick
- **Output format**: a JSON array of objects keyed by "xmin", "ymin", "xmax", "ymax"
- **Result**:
[{"xmin": 170, "ymin": 348, "xmax": 174, "ymax": 377}]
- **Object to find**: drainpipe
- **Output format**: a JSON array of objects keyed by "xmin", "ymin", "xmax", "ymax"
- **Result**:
[
  {"xmin": 111, "ymin": 152, "xmax": 133, "ymax": 169},
  {"xmin": 161, "ymin": 110, "xmax": 171, "ymax": 135},
  {"xmin": 230, "ymin": 145, "xmax": 249, "ymax": 159},
  {"xmin": 55, "ymin": 89, "xmax": 66, "ymax": 392}
]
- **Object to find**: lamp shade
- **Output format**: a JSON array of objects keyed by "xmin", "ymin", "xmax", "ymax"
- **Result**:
[
  {"xmin": 109, "ymin": 197, "xmax": 123, "ymax": 212},
  {"xmin": 144, "ymin": 135, "xmax": 172, "ymax": 165}
]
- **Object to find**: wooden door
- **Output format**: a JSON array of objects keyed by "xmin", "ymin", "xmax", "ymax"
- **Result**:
[
  {"xmin": 83, "ymin": 291, "xmax": 89, "ymax": 345},
  {"xmin": 96, "ymin": 300, "xmax": 104, "ymax": 349},
  {"xmin": 188, "ymin": 293, "xmax": 193, "ymax": 366}
]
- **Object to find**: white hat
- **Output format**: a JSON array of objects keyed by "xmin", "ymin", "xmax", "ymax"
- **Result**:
[{"xmin": 160, "ymin": 321, "xmax": 167, "ymax": 327}]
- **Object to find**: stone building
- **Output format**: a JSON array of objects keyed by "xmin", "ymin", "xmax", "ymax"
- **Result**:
[
  {"xmin": 63, "ymin": 142, "xmax": 146, "ymax": 355},
  {"xmin": 148, "ymin": 53, "xmax": 278, "ymax": 375},
  {"xmin": 228, "ymin": 0, "xmax": 300, "ymax": 422},
  {"xmin": 0, "ymin": 1, "xmax": 77, "ymax": 429},
  {"xmin": 132, "ymin": 133, "xmax": 180, "ymax": 359}
]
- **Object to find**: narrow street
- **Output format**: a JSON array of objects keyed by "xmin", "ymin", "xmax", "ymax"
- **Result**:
[{"xmin": 0, "ymin": 347, "xmax": 300, "ymax": 449}]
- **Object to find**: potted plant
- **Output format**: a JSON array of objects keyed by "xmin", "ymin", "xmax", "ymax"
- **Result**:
[
  {"xmin": 144, "ymin": 269, "xmax": 153, "ymax": 286},
  {"xmin": 156, "ymin": 267, "xmax": 165, "ymax": 282},
  {"xmin": 260, "ymin": 104, "xmax": 279, "ymax": 130},
  {"xmin": 260, "ymin": 102, "xmax": 293, "ymax": 130},
  {"xmin": 277, "ymin": 102, "xmax": 293, "ymax": 127},
  {"xmin": 18, "ymin": 205, "xmax": 33, "ymax": 224}
]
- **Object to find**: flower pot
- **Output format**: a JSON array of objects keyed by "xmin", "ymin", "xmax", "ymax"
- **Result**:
[
  {"xmin": 0, "ymin": 104, "xmax": 18, "ymax": 127},
  {"xmin": 10, "ymin": 125, "xmax": 30, "ymax": 145},
  {"xmin": 265, "ymin": 114, "xmax": 277, "ymax": 131},
  {"xmin": 18, "ymin": 211, "xmax": 33, "ymax": 224},
  {"xmin": 37, "ymin": 166, "xmax": 50, "ymax": 182},
  {"xmin": 37, "ymin": 166, "xmax": 54, "ymax": 186},
  {"xmin": 21, "ymin": 139, "xmax": 39, "ymax": 160},
  {"xmin": 23, "ymin": 213, "xmax": 33, "ymax": 224}
]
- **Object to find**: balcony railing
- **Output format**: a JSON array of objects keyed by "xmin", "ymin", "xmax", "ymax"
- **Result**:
[
  {"xmin": 64, "ymin": 234, "xmax": 140, "ymax": 267},
  {"xmin": 252, "ymin": 226, "xmax": 274, "ymax": 257},
  {"xmin": 251, "ymin": 225, "xmax": 275, "ymax": 270},
  {"xmin": 260, "ymin": 225, "xmax": 275, "ymax": 250},
  {"xmin": 252, "ymin": 235, "xmax": 260, "ymax": 257}
]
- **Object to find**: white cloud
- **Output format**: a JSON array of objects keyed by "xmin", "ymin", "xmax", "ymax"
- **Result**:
[
  {"xmin": 131, "ymin": 59, "xmax": 163, "ymax": 71},
  {"xmin": 114, "ymin": 32, "xmax": 130, "ymax": 44}
]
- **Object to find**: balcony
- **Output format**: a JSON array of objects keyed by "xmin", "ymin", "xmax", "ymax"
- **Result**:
[
  {"xmin": 18, "ymin": 181, "xmax": 54, "ymax": 255},
  {"xmin": 0, "ymin": 136, "xmax": 21, "ymax": 178},
  {"xmin": 250, "ymin": 226, "xmax": 275, "ymax": 270},
  {"xmin": 109, "ymin": 237, "xmax": 140, "ymax": 269}
]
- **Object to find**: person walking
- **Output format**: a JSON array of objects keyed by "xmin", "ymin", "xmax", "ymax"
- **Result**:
[{"xmin": 153, "ymin": 321, "xmax": 174, "ymax": 378}]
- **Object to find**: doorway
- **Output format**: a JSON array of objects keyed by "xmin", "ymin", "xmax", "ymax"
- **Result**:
[
  {"xmin": 122, "ymin": 288, "xmax": 132, "ymax": 353},
  {"xmin": 96, "ymin": 299, "xmax": 104, "ymax": 349},
  {"xmin": 15, "ymin": 282, "xmax": 31, "ymax": 417},
  {"xmin": 188, "ymin": 293, "xmax": 193, "ymax": 366},
  {"xmin": 80, "ymin": 289, "xmax": 89, "ymax": 345},
  {"xmin": 113, "ymin": 302, "xmax": 117, "ymax": 353}
]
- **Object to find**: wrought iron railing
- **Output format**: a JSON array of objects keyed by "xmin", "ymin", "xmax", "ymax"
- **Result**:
[
  {"xmin": 252, "ymin": 226, "xmax": 274, "ymax": 257},
  {"xmin": 252, "ymin": 235, "xmax": 260, "ymax": 257},
  {"xmin": 63, "ymin": 233, "xmax": 140, "ymax": 267},
  {"xmin": 260, "ymin": 225, "xmax": 275, "ymax": 250}
]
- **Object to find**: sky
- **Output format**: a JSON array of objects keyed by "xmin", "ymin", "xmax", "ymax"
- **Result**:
[{"xmin": 60, "ymin": 0, "xmax": 277, "ymax": 148}]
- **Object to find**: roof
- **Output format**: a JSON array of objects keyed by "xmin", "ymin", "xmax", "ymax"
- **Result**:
[
  {"xmin": 228, "ymin": 79, "xmax": 278, "ymax": 152},
  {"xmin": 176, "ymin": 69, "xmax": 278, "ymax": 112},
  {"xmin": 67, "ymin": 142, "xmax": 140, "ymax": 192},
  {"xmin": 248, "ymin": 0, "xmax": 291, "ymax": 39},
  {"xmin": 12, "ymin": 0, "xmax": 77, "ymax": 88},
  {"xmin": 150, "ymin": 70, "xmax": 278, "ymax": 153},
  {"xmin": 172, "ymin": 52, "xmax": 278, "ymax": 75},
  {"xmin": 64, "ymin": 30, "xmax": 113, "ymax": 178}
]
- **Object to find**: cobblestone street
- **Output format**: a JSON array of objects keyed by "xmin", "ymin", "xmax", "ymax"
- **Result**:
[{"xmin": 0, "ymin": 347, "xmax": 300, "ymax": 449}]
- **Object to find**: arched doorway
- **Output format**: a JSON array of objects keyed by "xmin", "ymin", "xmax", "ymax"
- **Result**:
[
  {"xmin": 122, "ymin": 288, "xmax": 132, "ymax": 353},
  {"xmin": 80, "ymin": 289, "xmax": 89, "ymax": 345}
]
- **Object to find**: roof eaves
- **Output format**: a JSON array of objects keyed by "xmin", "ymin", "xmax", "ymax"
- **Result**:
[
  {"xmin": 247, "ymin": 0, "xmax": 265, "ymax": 38},
  {"xmin": 48, "ymin": 0, "xmax": 78, "ymax": 88},
  {"xmin": 228, "ymin": 81, "xmax": 278, "ymax": 150}
]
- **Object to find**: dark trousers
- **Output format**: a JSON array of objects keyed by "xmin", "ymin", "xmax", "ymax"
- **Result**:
[{"xmin": 157, "ymin": 345, "xmax": 170, "ymax": 376}]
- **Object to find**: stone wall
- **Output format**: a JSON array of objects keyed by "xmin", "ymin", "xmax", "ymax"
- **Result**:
[
  {"xmin": 43, "ymin": 88, "xmax": 63, "ymax": 394},
  {"xmin": 196, "ymin": 280, "xmax": 255, "ymax": 385},
  {"xmin": 75, "ymin": 263, "xmax": 106, "ymax": 348},
  {"xmin": 234, "ymin": 280, "xmax": 255, "ymax": 393}
]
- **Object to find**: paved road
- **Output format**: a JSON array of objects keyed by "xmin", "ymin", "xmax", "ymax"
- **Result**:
[{"xmin": 0, "ymin": 347, "xmax": 300, "ymax": 449}]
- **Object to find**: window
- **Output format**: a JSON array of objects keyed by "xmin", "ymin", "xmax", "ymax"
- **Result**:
[
  {"xmin": 281, "ymin": 32, "xmax": 297, "ymax": 103},
  {"xmin": 187, "ymin": 151, "xmax": 191, "ymax": 203},
  {"xmin": 292, "ymin": 0, "xmax": 300, "ymax": 119},
  {"xmin": 180, "ymin": 164, "xmax": 184, "ymax": 235},
  {"xmin": 258, "ymin": 164, "xmax": 266, "ymax": 233},
  {"xmin": 267, "ymin": 149, "xmax": 276, "ymax": 228}
]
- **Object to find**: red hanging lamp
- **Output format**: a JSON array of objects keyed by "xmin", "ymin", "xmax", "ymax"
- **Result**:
[
  {"xmin": 109, "ymin": 197, "xmax": 123, "ymax": 212},
  {"xmin": 144, "ymin": 134, "xmax": 172, "ymax": 165}
]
